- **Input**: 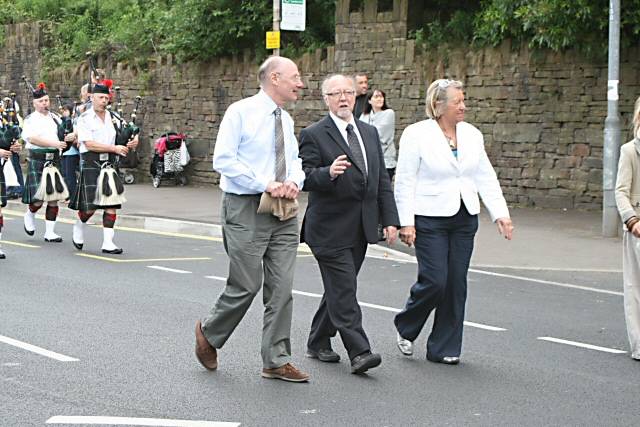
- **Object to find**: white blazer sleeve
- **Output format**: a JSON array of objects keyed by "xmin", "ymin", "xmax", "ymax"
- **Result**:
[
  {"xmin": 474, "ymin": 137, "xmax": 510, "ymax": 221},
  {"xmin": 394, "ymin": 124, "xmax": 421, "ymax": 227}
]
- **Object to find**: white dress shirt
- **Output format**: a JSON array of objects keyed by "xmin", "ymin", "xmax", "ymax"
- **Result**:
[
  {"xmin": 329, "ymin": 112, "xmax": 368, "ymax": 172},
  {"xmin": 394, "ymin": 119, "xmax": 509, "ymax": 226},
  {"xmin": 212, "ymin": 90, "xmax": 305, "ymax": 194},
  {"xmin": 76, "ymin": 107, "xmax": 117, "ymax": 154},
  {"xmin": 22, "ymin": 111, "xmax": 60, "ymax": 150}
]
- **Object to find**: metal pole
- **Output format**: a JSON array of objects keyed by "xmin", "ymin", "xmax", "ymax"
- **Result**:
[
  {"xmin": 273, "ymin": 0, "xmax": 280, "ymax": 56},
  {"xmin": 603, "ymin": 0, "xmax": 621, "ymax": 237}
]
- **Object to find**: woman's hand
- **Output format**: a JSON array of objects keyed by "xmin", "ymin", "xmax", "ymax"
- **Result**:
[
  {"xmin": 496, "ymin": 217, "xmax": 514, "ymax": 240},
  {"xmin": 399, "ymin": 225, "xmax": 416, "ymax": 247}
]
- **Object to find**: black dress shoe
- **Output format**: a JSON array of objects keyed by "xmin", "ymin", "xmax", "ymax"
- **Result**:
[
  {"xmin": 306, "ymin": 348, "xmax": 340, "ymax": 363},
  {"xmin": 427, "ymin": 355, "xmax": 460, "ymax": 365},
  {"xmin": 72, "ymin": 240, "xmax": 83, "ymax": 250},
  {"xmin": 102, "ymin": 248, "xmax": 123, "ymax": 254},
  {"xmin": 44, "ymin": 237, "xmax": 63, "ymax": 243},
  {"xmin": 24, "ymin": 225, "xmax": 34, "ymax": 236},
  {"xmin": 0, "ymin": 253, "xmax": 5, "ymax": 259},
  {"xmin": 350, "ymin": 352, "xmax": 381, "ymax": 374}
]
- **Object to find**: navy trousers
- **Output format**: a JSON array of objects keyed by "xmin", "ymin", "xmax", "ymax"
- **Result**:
[{"xmin": 394, "ymin": 204, "xmax": 478, "ymax": 359}]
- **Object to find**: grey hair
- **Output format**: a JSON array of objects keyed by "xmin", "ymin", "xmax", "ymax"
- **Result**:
[
  {"xmin": 321, "ymin": 74, "xmax": 356, "ymax": 95},
  {"xmin": 425, "ymin": 79, "xmax": 464, "ymax": 119},
  {"xmin": 634, "ymin": 96, "xmax": 640, "ymax": 139}
]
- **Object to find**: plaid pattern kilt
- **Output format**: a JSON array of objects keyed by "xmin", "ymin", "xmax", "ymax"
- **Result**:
[
  {"xmin": 0, "ymin": 160, "xmax": 6, "ymax": 208},
  {"xmin": 69, "ymin": 151, "xmax": 122, "ymax": 212},
  {"xmin": 21, "ymin": 149, "xmax": 61, "ymax": 205}
]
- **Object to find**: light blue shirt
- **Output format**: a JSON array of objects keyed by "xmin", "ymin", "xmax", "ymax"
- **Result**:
[{"xmin": 213, "ymin": 90, "xmax": 305, "ymax": 194}]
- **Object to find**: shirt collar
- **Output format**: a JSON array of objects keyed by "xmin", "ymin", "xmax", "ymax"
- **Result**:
[
  {"xmin": 257, "ymin": 89, "xmax": 279, "ymax": 114},
  {"xmin": 329, "ymin": 111, "xmax": 357, "ymax": 132}
]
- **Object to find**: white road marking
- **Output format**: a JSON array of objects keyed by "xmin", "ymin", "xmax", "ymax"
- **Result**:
[
  {"xmin": 468, "ymin": 269, "xmax": 623, "ymax": 296},
  {"xmin": 0, "ymin": 335, "xmax": 79, "ymax": 362},
  {"xmin": 291, "ymin": 290, "xmax": 506, "ymax": 331},
  {"xmin": 205, "ymin": 276, "xmax": 226, "ymax": 281},
  {"xmin": 537, "ymin": 337, "xmax": 627, "ymax": 354},
  {"xmin": 472, "ymin": 264, "xmax": 622, "ymax": 274},
  {"xmin": 46, "ymin": 416, "xmax": 239, "ymax": 426},
  {"xmin": 147, "ymin": 266, "xmax": 191, "ymax": 274}
]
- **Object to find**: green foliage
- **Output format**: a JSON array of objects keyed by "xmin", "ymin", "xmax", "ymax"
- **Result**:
[
  {"xmin": 0, "ymin": 0, "xmax": 335, "ymax": 69},
  {"xmin": 411, "ymin": 0, "xmax": 640, "ymax": 57}
]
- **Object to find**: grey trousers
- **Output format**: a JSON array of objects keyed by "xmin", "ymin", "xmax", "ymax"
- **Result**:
[
  {"xmin": 202, "ymin": 193, "xmax": 299, "ymax": 368},
  {"xmin": 623, "ymin": 231, "xmax": 640, "ymax": 360}
]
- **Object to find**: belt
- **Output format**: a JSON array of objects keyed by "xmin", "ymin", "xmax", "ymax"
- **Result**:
[
  {"xmin": 82, "ymin": 151, "xmax": 117, "ymax": 163},
  {"xmin": 28, "ymin": 150, "xmax": 60, "ymax": 162}
]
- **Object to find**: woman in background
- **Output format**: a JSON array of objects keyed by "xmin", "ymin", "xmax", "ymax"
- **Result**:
[{"xmin": 359, "ymin": 88, "xmax": 397, "ymax": 180}]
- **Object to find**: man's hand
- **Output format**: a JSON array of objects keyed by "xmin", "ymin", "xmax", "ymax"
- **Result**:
[
  {"xmin": 127, "ymin": 134, "xmax": 139, "ymax": 150},
  {"xmin": 0, "ymin": 148, "xmax": 10, "ymax": 159},
  {"xmin": 399, "ymin": 225, "xmax": 416, "ymax": 247},
  {"xmin": 329, "ymin": 154, "xmax": 351, "ymax": 179},
  {"xmin": 281, "ymin": 181, "xmax": 299, "ymax": 199},
  {"xmin": 64, "ymin": 133, "xmax": 76, "ymax": 143},
  {"xmin": 9, "ymin": 141, "xmax": 21, "ymax": 153},
  {"xmin": 266, "ymin": 181, "xmax": 284, "ymax": 198},
  {"xmin": 114, "ymin": 145, "xmax": 129, "ymax": 157},
  {"xmin": 632, "ymin": 221, "xmax": 640, "ymax": 238},
  {"xmin": 53, "ymin": 140, "xmax": 67, "ymax": 150},
  {"xmin": 384, "ymin": 226, "xmax": 398, "ymax": 245},
  {"xmin": 496, "ymin": 217, "xmax": 514, "ymax": 240}
]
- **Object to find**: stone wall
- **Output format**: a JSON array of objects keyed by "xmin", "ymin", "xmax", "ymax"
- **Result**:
[{"xmin": 2, "ymin": 1, "xmax": 638, "ymax": 209}]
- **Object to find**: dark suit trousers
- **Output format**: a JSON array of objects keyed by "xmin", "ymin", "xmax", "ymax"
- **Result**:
[
  {"xmin": 394, "ymin": 204, "xmax": 478, "ymax": 359},
  {"xmin": 307, "ymin": 230, "xmax": 371, "ymax": 360}
]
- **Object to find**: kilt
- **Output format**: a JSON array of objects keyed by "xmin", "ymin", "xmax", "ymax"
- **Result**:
[
  {"xmin": 21, "ymin": 149, "xmax": 61, "ymax": 205},
  {"xmin": 0, "ymin": 160, "xmax": 6, "ymax": 208},
  {"xmin": 69, "ymin": 151, "xmax": 122, "ymax": 211}
]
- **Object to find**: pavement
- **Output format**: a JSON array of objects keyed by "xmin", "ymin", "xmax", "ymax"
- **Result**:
[{"xmin": 4, "ymin": 182, "xmax": 623, "ymax": 272}]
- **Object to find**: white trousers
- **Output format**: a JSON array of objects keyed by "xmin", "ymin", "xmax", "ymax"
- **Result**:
[{"xmin": 622, "ymin": 231, "xmax": 640, "ymax": 359}]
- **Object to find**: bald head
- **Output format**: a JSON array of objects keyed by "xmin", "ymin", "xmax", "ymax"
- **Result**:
[{"xmin": 258, "ymin": 56, "xmax": 304, "ymax": 107}]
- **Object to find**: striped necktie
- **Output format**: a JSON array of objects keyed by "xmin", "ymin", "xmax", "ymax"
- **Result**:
[
  {"xmin": 274, "ymin": 107, "xmax": 286, "ymax": 182},
  {"xmin": 346, "ymin": 123, "xmax": 367, "ymax": 180}
]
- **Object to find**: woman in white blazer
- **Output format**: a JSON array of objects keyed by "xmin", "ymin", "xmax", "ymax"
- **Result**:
[
  {"xmin": 614, "ymin": 96, "xmax": 640, "ymax": 361},
  {"xmin": 393, "ymin": 79, "xmax": 513, "ymax": 364}
]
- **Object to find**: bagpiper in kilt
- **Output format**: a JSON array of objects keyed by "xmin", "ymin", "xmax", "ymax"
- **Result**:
[
  {"xmin": 20, "ymin": 82, "xmax": 70, "ymax": 243},
  {"xmin": 69, "ymin": 80, "xmax": 139, "ymax": 254}
]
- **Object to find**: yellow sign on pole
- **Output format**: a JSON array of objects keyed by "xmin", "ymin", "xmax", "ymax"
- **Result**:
[{"xmin": 266, "ymin": 31, "xmax": 281, "ymax": 49}]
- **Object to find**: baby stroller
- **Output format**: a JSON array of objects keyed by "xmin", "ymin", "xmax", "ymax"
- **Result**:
[{"xmin": 150, "ymin": 132, "xmax": 190, "ymax": 188}]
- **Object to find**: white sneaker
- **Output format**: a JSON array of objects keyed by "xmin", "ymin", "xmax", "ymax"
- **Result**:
[
  {"xmin": 72, "ymin": 220, "xmax": 85, "ymax": 250},
  {"xmin": 24, "ymin": 210, "xmax": 36, "ymax": 236},
  {"xmin": 397, "ymin": 332, "xmax": 413, "ymax": 356}
]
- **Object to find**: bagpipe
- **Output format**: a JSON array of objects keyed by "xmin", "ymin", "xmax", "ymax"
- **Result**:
[
  {"xmin": 111, "ymin": 87, "xmax": 142, "ymax": 146},
  {"xmin": 21, "ymin": 75, "xmax": 69, "ymax": 202},
  {"xmin": 55, "ymin": 95, "xmax": 74, "ymax": 150}
]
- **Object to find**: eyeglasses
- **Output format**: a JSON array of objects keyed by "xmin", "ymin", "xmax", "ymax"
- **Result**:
[{"xmin": 324, "ymin": 90, "xmax": 356, "ymax": 98}]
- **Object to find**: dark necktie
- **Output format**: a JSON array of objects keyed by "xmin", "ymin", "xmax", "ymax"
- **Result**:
[
  {"xmin": 274, "ymin": 107, "xmax": 286, "ymax": 182},
  {"xmin": 346, "ymin": 124, "xmax": 367, "ymax": 179}
]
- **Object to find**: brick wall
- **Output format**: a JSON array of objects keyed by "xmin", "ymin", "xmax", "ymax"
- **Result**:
[{"xmin": 2, "ymin": 1, "xmax": 638, "ymax": 209}]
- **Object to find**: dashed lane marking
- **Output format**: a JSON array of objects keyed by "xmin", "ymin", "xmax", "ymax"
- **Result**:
[
  {"xmin": 75, "ymin": 254, "xmax": 211, "ymax": 263},
  {"xmin": 1, "ymin": 240, "xmax": 40, "ymax": 248},
  {"xmin": 537, "ymin": 337, "xmax": 627, "ymax": 354},
  {"xmin": 147, "ymin": 266, "xmax": 192, "ymax": 274},
  {"xmin": 45, "ymin": 416, "xmax": 240, "ymax": 426},
  {"xmin": 205, "ymin": 276, "xmax": 226, "ymax": 281},
  {"xmin": 0, "ymin": 334, "xmax": 79, "ymax": 362},
  {"xmin": 291, "ymin": 290, "xmax": 507, "ymax": 332},
  {"xmin": 468, "ymin": 269, "xmax": 623, "ymax": 297}
]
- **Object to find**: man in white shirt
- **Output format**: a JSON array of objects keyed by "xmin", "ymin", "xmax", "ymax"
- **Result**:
[
  {"xmin": 194, "ymin": 56, "xmax": 309, "ymax": 383},
  {"xmin": 69, "ymin": 81, "xmax": 138, "ymax": 254},
  {"xmin": 21, "ymin": 83, "xmax": 73, "ymax": 242}
]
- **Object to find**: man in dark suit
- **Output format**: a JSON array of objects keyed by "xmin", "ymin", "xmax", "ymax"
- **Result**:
[{"xmin": 299, "ymin": 74, "xmax": 399, "ymax": 374}]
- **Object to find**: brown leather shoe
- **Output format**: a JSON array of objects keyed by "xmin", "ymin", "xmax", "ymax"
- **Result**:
[
  {"xmin": 261, "ymin": 363, "xmax": 310, "ymax": 382},
  {"xmin": 195, "ymin": 320, "xmax": 217, "ymax": 370}
]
